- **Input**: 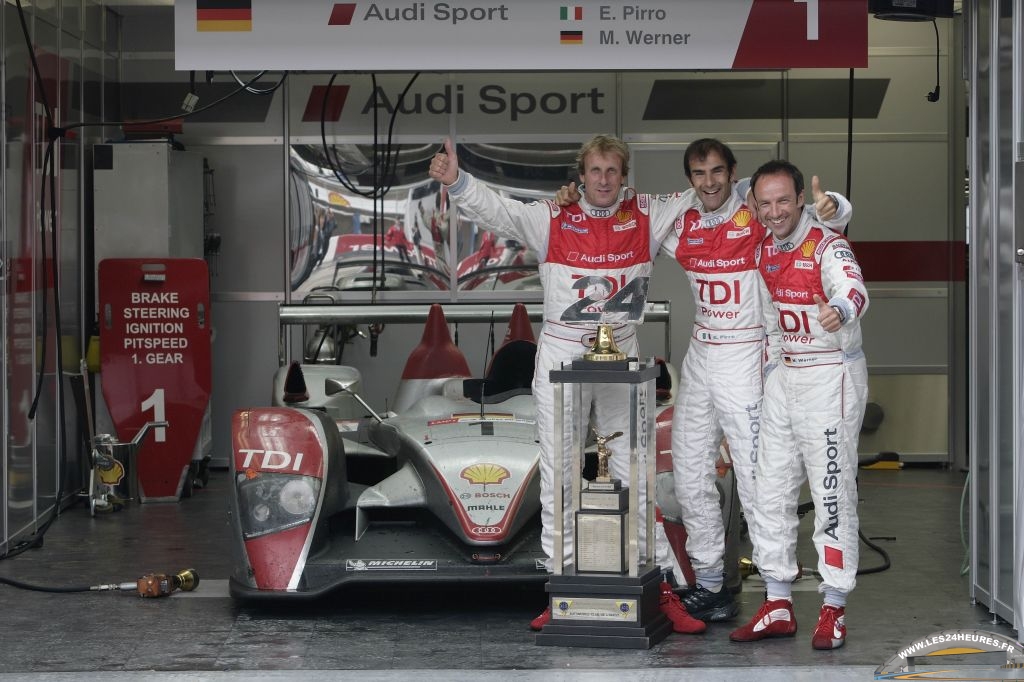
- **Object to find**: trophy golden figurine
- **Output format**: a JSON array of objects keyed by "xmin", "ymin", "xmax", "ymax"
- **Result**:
[
  {"xmin": 583, "ymin": 323, "xmax": 627, "ymax": 361},
  {"xmin": 577, "ymin": 427, "xmax": 628, "ymax": 574},
  {"xmin": 593, "ymin": 429, "xmax": 623, "ymax": 482}
]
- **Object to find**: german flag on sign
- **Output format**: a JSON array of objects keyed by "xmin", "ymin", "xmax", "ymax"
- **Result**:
[
  {"xmin": 560, "ymin": 30, "xmax": 583, "ymax": 45},
  {"xmin": 197, "ymin": 0, "xmax": 252, "ymax": 32}
]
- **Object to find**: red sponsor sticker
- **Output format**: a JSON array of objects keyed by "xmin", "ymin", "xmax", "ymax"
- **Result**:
[
  {"xmin": 824, "ymin": 545, "xmax": 845, "ymax": 569},
  {"xmin": 847, "ymin": 289, "xmax": 866, "ymax": 315}
]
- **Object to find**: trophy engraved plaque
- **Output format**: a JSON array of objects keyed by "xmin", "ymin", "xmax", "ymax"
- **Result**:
[
  {"xmin": 575, "ymin": 512, "xmax": 626, "ymax": 574},
  {"xmin": 551, "ymin": 597, "xmax": 638, "ymax": 623},
  {"xmin": 537, "ymin": 359, "xmax": 671, "ymax": 649}
]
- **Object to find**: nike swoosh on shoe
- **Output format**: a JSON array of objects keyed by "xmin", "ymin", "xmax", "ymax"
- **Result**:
[{"xmin": 752, "ymin": 608, "xmax": 792, "ymax": 632}]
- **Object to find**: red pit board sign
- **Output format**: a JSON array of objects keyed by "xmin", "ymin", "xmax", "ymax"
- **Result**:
[{"xmin": 99, "ymin": 258, "xmax": 212, "ymax": 501}]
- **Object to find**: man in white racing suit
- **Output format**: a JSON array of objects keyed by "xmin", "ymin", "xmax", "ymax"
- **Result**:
[
  {"xmin": 664, "ymin": 141, "xmax": 851, "ymax": 623},
  {"xmin": 729, "ymin": 159, "xmax": 868, "ymax": 650},
  {"xmin": 429, "ymin": 135, "xmax": 706, "ymax": 634},
  {"xmin": 558, "ymin": 139, "xmax": 851, "ymax": 624}
]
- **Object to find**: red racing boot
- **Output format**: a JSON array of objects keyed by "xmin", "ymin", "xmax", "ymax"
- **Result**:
[
  {"xmin": 729, "ymin": 598, "xmax": 797, "ymax": 642},
  {"xmin": 659, "ymin": 582, "xmax": 707, "ymax": 634},
  {"xmin": 811, "ymin": 604, "xmax": 846, "ymax": 650},
  {"xmin": 529, "ymin": 607, "xmax": 551, "ymax": 631}
]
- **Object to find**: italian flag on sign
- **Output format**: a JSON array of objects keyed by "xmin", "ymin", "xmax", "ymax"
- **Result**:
[{"xmin": 560, "ymin": 6, "xmax": 583, "ymax": 21}]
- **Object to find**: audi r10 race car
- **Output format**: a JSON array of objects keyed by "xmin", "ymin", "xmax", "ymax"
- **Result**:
[{"xmin": 227, "ymin": 303, "xmax": 740, "ymax": 600}]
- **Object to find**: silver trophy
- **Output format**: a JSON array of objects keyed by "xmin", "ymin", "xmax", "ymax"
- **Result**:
[{"xmin": 537, "ymin": 358, "xmax": 670, "ymax": 649}]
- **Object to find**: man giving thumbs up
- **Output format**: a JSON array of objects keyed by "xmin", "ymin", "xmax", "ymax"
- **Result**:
[{"xmin": 730, "ymin": 159, "xmax": 869, "ymax": 652}]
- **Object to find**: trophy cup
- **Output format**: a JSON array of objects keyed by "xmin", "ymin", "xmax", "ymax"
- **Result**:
[
  {"xmin": 536, "ymin": 356, "xmax": 670, "ymax": 649},
  {"xmin": 583, "ymin": 323, "xmax": 626, "ymax": 362}
]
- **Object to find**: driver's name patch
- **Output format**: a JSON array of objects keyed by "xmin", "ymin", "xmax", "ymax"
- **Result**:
[{"xmin": 346, "ymin": 559, "xmax": 438, "ymax": 571}]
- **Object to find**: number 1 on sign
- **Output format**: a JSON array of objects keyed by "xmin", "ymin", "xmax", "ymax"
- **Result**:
[
  {"xmin": 141, "ymin": 388, "xmax": 167, "ymax": 443},
  {"xmin": 795, "ymin": 0, "xmax": 819, "ymax": 41}
]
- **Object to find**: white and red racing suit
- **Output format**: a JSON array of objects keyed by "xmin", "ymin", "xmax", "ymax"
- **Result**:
[
  {"xmin": 752, "ymin": 214, "xmax": 869, "ymax": 596},
  {"xmin": 660, "ymin": 184, "xmax": 851, "ymax": 585},
  {"xmin": 444, "ymin": 170, "xmax": 686, "ymax": 570}
]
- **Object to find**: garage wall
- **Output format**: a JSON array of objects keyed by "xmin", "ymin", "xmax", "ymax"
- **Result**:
[
  {"xmin": 1, "ymin": 0, "xmax": 117, "ymax": 554},
  {"xmin": 101, "ymin": 8, "xmax": 965, "ymax": 472},
  {"xmin": 966, "ymin": 0, "xmax": 1022, "ymax": 632}
]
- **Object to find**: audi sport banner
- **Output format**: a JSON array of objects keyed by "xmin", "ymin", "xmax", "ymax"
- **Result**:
[
  {"xmin": 175, "ymin": 0, "xmax": 867, "ymax": 71},
  {"xmin": 99, "ymin": 259, "xmax": 212, "ymax": 501}
]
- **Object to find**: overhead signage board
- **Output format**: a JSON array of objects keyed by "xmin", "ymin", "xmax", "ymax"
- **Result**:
[
  {"xmin": 175, "ymin": 0, "xmax": 867, "ymax": 71},
  {"xmin": 286, "ymin": 72, "xmax": 619, "ymax": 134}
]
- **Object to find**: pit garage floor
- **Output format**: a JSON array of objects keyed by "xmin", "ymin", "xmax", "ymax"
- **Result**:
[{"xmin": 0, "ymin": 465, "xmax": 1016, "ymax": 682}]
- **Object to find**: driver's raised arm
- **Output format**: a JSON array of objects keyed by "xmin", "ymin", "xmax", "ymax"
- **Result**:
[{"xmin": 430, "ymin": 137, "xmax": 553, "ymax": 257}]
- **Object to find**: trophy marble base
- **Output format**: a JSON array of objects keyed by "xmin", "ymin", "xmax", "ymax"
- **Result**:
[{"xmin": 535, "ymin": 565, "xmax": 671, "ymax": 649}]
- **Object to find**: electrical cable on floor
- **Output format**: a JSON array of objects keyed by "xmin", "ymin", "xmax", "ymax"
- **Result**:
[
  {"xmin": 0, "ymin": 569, "xmax": 199, "ymax": 597},
  {"xmin": 854, "ymin": 529, "xmax": 892, "ymax": 575},
  {"xmin": 0, "ymin": 575, "xmax": 94, "ymax": 593}
]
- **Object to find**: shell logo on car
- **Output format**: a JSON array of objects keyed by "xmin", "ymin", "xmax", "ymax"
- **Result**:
[
  {"xmin": 327, "ymin": 191, "xmax": 349, "ymax": 207},
  {"xmin": 460, "ymin": 463, "xmax": 511, "ymax": 486}
]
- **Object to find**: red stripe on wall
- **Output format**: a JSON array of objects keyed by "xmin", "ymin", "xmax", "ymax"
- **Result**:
[
  {"xmin": 196, "ymin": 8, "xmax": 251, "ymax": 20},
  {"xmin": 852, "ymin": 240, "xmax": 966, "ymax": 282},
  {"xmin": 303, "ymin": 85, "xmax": 350, "ymax": 122},
  {"xmin": 329, "ymin": 3, "xmax": 357, "ymax": 26}
]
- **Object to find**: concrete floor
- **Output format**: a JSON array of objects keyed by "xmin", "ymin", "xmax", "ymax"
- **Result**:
[{"xmin": 0, "ymin": 465, "xmax": 1015, "ymax": 681}]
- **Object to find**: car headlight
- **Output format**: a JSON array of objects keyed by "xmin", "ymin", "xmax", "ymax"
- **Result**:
[
  {"xmin": 279, "ymin": 478, "xmax": 318, "ymax": 515},
  {"xmin": 236, "ymin": 473, "xmax": 321, "ymax": 539}
]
